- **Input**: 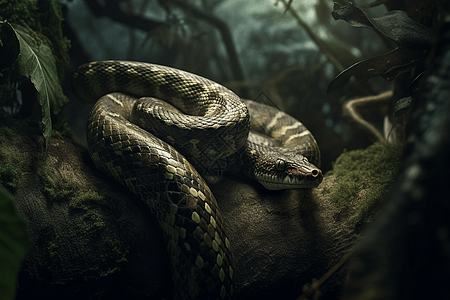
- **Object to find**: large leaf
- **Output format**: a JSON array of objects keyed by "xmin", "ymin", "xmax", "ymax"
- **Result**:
[
  {"xmin": 331, "ymin": 2, "xmax": 436, "ymax": 50},
  {"xmin": 10, "ymin": 22, "xmax": 69, "ymax": 147},
  {"xmin": 0, "ymin": 185, "xmax": 30, "ymax": 300}
]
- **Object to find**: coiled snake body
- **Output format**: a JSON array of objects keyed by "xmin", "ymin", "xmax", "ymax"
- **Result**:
[{"xmin": 73, "ymin": 61, "xmax": 322, "ymax": 300}]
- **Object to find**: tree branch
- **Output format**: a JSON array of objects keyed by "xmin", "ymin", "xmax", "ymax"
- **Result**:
[
  {"xmin": 82, "ymin": 0, "xmax": 164, "ymax": 33},
  {"xmin": 169, "ymin": 0, "xmax": 245, "ymax": 82}
]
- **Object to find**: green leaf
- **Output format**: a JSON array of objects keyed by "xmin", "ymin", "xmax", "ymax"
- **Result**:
[
  {"xmin": 0, "ymin": 185, "xmax": 30, "ymax": 300},
  {"xmin": 10, "ymin": 22, "xmax": 69, "ymax": 148}
]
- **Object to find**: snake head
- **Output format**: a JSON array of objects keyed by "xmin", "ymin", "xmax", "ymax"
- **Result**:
[{"xmin": 248, "ymin": 148, "xmax": 323, "ymax": 190}]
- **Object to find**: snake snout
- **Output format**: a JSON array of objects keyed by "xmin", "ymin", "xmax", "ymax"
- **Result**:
[
  {"xmin": 307, "ymin": 167, "xmax": 323, "ymax": 185},
  {"xmin": 290, "ymin": 162, "xmax": 323, "ymax": 187}
]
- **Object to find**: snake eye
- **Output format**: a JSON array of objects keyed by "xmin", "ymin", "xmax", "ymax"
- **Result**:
[{"xmin": 275, "ymin": 159, "xmax": 286, "ymax": 172}]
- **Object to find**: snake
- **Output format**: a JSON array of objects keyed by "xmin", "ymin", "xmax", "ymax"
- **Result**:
[{"xmin": 72, "ymin": 61, "xmax": 322, "ymax": 300}]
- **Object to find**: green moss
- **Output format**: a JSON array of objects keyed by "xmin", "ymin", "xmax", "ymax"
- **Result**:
[
  {"xmin": 0, "ymin": 126, "xmax": 15, "ymax": 140},
  {"xmin": 52, "ymin": 121, "xmax": 74, "ymax": 140},
  {"xmin": 70, "ymin": 190, "xmax": 106, "ymax": 228},
  {"xmin": 99, "ymin": 240, "xmax": 129, "ymax": 277},
  {"xmin": 70, "ymin": 190, "xmax": 105, "ymax": 210},
  {"xmin": 327, "ymin": 142, "xmax": 403, "ymax": 229},
  {"xmin": 0, "ymin": 121, "xmax": 37, "ymax": 193},
  {"xmin": 42, "ymin": 173, "xmax": 107, "ymax": 230},
  {"xmin": 43, "ymin": 176, "xmax": 78, "ymax": 203},
  {"xmin": 0, "ymin": 162, "xmax": 20, "ymax": 192},
  {"xmin": 99, "ymin": 268, "xmax": 118, "ymax": 277},
  {"xmin": 48, "ymin": 241, "xmax": 58, "ymax": 258},
  {"xmin": 111, "ymin": 241, "xmax": 128, "ymax": 264}
]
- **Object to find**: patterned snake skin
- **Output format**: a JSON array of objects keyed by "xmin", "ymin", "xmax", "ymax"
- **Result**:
[{"xmin": 72, "ymin": 61, "xmax": 322, "ymax": 300}]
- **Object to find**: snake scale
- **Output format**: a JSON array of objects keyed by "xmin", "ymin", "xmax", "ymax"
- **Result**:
[{"xmin": 72, "ymin": 61, "xmax": 322, "ymax": 300}]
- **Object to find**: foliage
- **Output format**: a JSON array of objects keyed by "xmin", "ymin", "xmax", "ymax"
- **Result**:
[
  {"xmin": 10, "ymin": 22, "xmax": 68, "ymax": 146},
  {"xmin": 328, "ymin": 2, "xmax": 436, "ymax": 94},
  {"xmin": 0, "ymin": 0, "xmax": 70, "ymax": 148},
  {"xmin": 0, "ymin": 185, "xmax": 30, "ymax": 300},
  {"xmin": 0, "ymin": 0, "xmax": 70, "ymax": 80}
]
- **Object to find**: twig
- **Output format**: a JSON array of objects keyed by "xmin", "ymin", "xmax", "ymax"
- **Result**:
[
  {"xmin": 297, "ymin": 250, "xmax": 353, "ymax": 300},
  {"xmin": 343, "ymin": 90, "xmax": 393, "ymax": 142},
  {"xmin": 275, "ymin": 0, "xmax": 294, "ymax": 14},
  {"xmin": 280, "ymin": 0, "xmax": 345, "ymax": 72}
]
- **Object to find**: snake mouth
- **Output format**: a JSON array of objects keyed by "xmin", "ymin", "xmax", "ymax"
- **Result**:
[{"xmin": 256, "ymin": 168, "xmax": 323, "ymax": 190}]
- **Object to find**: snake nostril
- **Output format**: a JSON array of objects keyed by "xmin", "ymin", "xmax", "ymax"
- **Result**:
[{"xmin": 312, "ymin": 169, "xmax": 319, "ymax": 177}]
